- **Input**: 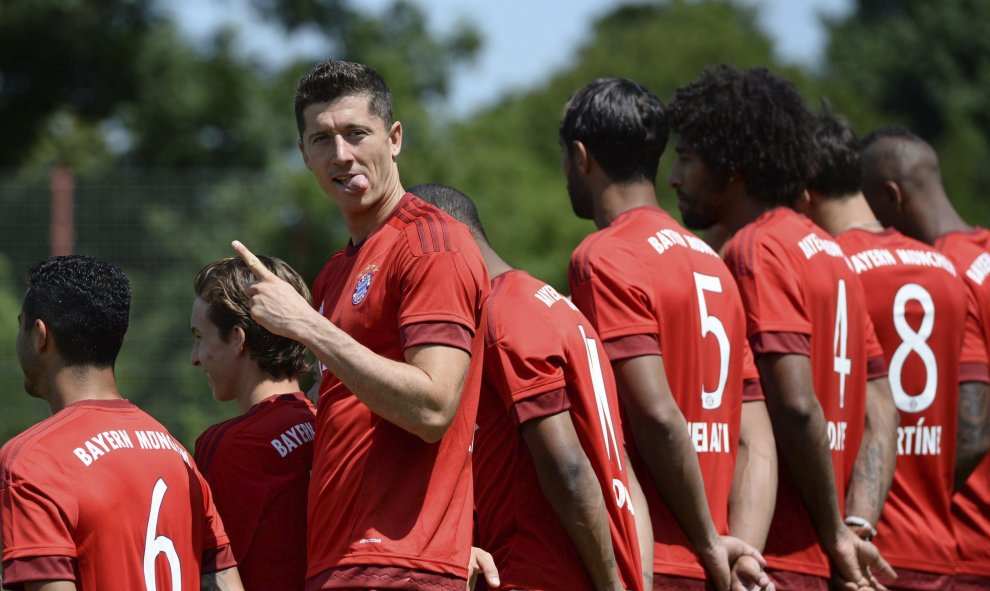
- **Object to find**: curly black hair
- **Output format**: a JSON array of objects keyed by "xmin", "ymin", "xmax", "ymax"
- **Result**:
[
  {"xmin": 667, "ymin": 65, "xmax": 816, "ymax": 206},
  {"xmin": 559, "ymin": 77, "xmax": 669, "ymax": 184},
  {"xmin": 807, "ymin": 105, "xmax": 861, "ymax": 199},
  {"xmin": 22, "ymin": 255, "xmax": 131, "ymax": 368}
]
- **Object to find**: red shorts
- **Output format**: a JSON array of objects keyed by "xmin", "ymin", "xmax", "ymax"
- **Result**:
[
  {"xmin": 881, "ymin": 566, "xmax": 953, "ymax": 591},
  {"xmin": 766, "ymin": 569, "xmax": 828, "ymax": 591},
  {"xmin": 954, "ymin": 573, "xmax": 989, "ymax": 591},
  {"xmin": 652, "ymin": 572, "xmax": 705, "ymax": 591}
]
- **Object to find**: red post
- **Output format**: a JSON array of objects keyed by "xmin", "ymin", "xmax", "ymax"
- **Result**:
[{"xmin": 50, "ymin": 166, "xmax": 75, "ymax": 256}]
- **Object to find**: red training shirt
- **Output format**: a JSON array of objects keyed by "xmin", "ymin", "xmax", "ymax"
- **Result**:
[
  {"xmin": 724, "ymin": 208, "xmax": 886, "ymax": 578},
  {"xmin": 1, "ymin": 399, "xmax": 234, "ymax": 590},
  {"xmin": 474, "ymin": 270, "xmax": 642, "ymax": 591},
  {"xmin": 937, "ymin": 228, "xmax": 990, "ymax": 578},
  {"xmin": 194, "ymin": 392, "xmax": 317, "ymax": 590},
  {"xmin": 569, "ymin": 206, "xmax": 761, "ymax": 581},
  {"xmin": 307, "ymin": 193, "xmax": 489, "ymax": 590},
  {"xmin": 838, "ymin": 228, "xmax": 978, "ymax": 574}
]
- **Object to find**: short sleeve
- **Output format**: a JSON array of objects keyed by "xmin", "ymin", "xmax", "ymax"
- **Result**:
[
  {"xmin": 484, "ymin": 307, "xmax": 568, "ymax": 411},
  {"xmin": 862, "ymin": 312, "xmax": 889, "ymax": 380},
  {"xmin": 569, "ymin": 246, "xmax": 658, "ymax": 343},
  {"xmin": 1, "ymin": 452, "xmax": 77, "ymax": 565},
  {"xmin": 960, "ymin": 280, "xmax": 990, "ymax": 383},
  {"xmin": 740, "ymin": 339, "xmax": 765, "ymax": 402},
  {"xmin": 195, "ymin": 466, "xmax": 234, "ymax": 571},
  {"xmin": 397, "ymin": 246, "xmax": 486, "ymax": 335},
  {"xmin": 726, "ymin": 237, "xmax": 812, "ymax": 339}
]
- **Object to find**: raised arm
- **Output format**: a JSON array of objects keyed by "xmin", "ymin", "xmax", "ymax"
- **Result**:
[
  {"xmin": 612, "ymin": 353, "xmax": 730, "ymax": 590},
  {"xmin": 233, "ymin": 240, "xmax": 468, "ymax": 442},
  {"xmin": 521, "ymin": 411, "xmax": 624, "ymax": 591},
  {"xmin": 955, "ymin": 380, "xmax": 990, "ymax": 491}
]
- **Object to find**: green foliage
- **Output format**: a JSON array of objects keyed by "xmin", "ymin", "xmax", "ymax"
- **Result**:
[
  {"xmin": 824, "ymin": 0, "xmax": 990, "ymax": 224},
  {"xmin": 425, "ymin": 0, "xmax": 786, "ymax": 289}
]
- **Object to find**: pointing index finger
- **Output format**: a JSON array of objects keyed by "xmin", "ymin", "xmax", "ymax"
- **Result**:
[{"xmin": 231, "ymin": 240, "xmax": 274, "ymax": 280}]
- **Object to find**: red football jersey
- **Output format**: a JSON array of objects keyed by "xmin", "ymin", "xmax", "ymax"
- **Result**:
[
  {"xmin": 1, "ymin": 399, "xmax": 234, "ymax": 590},
  {"xmin": 569, "ymin": 206, "xmax": 756, "ymax": 580},
  {"xmin": 724, "ymin": 208, "xmax": 883, "ymax": 578},
  {"xmin": 937, "ymin": 228, "xmax": 990, "ymax": 578},
  {"xmin": 194, "ymin": 392, "xmax": 317, "ymax": 590},
  {"xmin": 474, "ymin": 270, "xmax": 642, "ymax": 591},
  {"xmin": 838, "ymin": 228, "xmax": 973, "ymax": 574},
  {"xmin": 307, "ymin": 194, "xmax": 488, "ymax": 588}
]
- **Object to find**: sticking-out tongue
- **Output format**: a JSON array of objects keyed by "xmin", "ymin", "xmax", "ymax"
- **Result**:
[{"xmin": 340, "ymin": 174, "xmax": 369, "ymax": 192}]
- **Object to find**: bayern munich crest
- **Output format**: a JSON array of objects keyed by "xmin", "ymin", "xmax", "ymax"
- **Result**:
[{"xmin": 352, "ymin": 264, "xmax": 378, "ymax": 305}]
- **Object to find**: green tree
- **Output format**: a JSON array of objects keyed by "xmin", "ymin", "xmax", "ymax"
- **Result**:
[
  {"xmin": 824, "ymin": 0, "xmax": 990, "ymax": 224},
  {"xmin": 427, "ymin": 0, "xmax": 801, "ymax": 289}
]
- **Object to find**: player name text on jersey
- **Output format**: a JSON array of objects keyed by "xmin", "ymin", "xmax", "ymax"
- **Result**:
[
  {"xmin": 686, "ymin": 421, "xmax": 730, "ymax": 454},
  {"xmin": 647, "ymin": 229, "xmax": 720, "ymax": 259},
  {"xmin": 72, "ymin": 429, "xmax": 189, "ymax": 467},
  {"xmin": 847, "ymin": 247, "xmax": 957, "ymax": 276},
  {"xmin": 897, "ymin": 418, "xmax": 943, "ymax": 456},
  {"xmin": 797, "ymin": 233, "xmax": 845, "ymax": 261},
  {"xmin": 270, "ymin": 421, "xmax": 315, "ymax": 458}
]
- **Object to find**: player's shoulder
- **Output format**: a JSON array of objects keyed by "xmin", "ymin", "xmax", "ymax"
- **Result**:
[
  {"xmin": 391, "ymin": 194, "xmax": 476, "ymax": 258},
  {"xmin": 0, "ymin": 404, "xmax": 102, "ymax": 485},
  {"xmin": 487, "ymin": 271, "xmax": 568, "ymax": 342},
  {"xmin": 724, "ymin": 210, "xmax": 791, "ymax": 275}
]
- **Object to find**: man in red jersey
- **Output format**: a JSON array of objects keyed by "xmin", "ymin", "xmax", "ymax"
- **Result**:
[
  {"xmin": 559, "ymin": 77, "xmax": 775, "ymax": 591},
  {"xmin": 410, "ymin": 182, "xmax": 647, "ymax": 591},
  {"xmin": 803, "ymin": 110, "xmax": 990, "ymax": 589},
  {"xmin": 0, "ymin": 255, "xmax": 242, "ymax": 591},
  {"xmin": 666, "ymin": 65, "xmax": 897, "ymax": 591},
  {"xmin": 191, "ymin": 255, "xmax": 318, "ymax": 591},
  {"xmin": 231, "ymin": 58, "xmax": 489, "ymax": 591},
  {"xmin": 860, "ymin": 127, "xmax": 990, "ymax": 591}
]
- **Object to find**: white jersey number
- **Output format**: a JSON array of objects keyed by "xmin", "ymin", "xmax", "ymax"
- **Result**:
[
  {"xmin": 833, "ymin": 279, "xmax": 852, "ymax": 408},
  {"xmin": 889, "ymin": 283, "xmax": 937, "ymax": 413},
  {"xmin": 144, "ymin": 478, "xmax": 182, "ymax": 591},
  {"xmin": 694, "ymin": 272, "xmax": 730, "ymax": 409},
  {"xmin": 578, "ymin": 324, "xmax": 633, "ymax": 514}
]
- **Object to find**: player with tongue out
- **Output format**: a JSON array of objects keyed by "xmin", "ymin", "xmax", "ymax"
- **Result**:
[{"xmin": 231, "ymin": 59, "xmax": 492, "ymax": 591}]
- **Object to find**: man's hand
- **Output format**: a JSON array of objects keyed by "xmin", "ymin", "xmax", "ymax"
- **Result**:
[
  {"xmin": 828, "ymin": 529, "xmax": 896, "ymax": 590},
  {"xmin": 731, "ymin": 554, "xmax": 774, "ymax": 591},
  {"xmin": 467, "ymin": 546, "xmax": 500, "ymax": 590},
  {"xmin": 232, "ymin": 240, "xmax": 319, "ymax": 340}
]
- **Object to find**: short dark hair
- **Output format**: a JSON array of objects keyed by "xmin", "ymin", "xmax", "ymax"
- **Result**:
[
  {"xmin": 408, "ymin": 184, "xmax": 489, "ymax": 243},
  {"xmin": 22, "ymin": 255, "xmax": 131, "ymax": 368},
  {"xmin": 667, "ymin": 65, "xmax": 816, "ymax": 205},
  {"xmin": 860, "ymin": 124, "xmax": 924, "ymax": 151},
  {"xmin": 294, "ymin": 59, "xmax": 393, "ymax": 137},
  {"xmin": 807, "ymin": 106, "xmax": 861, "ymax": 199},
  {"xmin": 559, "ymin": 77, "xmax": 669, "ymax": 183},
  {"xmin": 194, "ymin": 256, "xmax": 312, "ymax": 380}
]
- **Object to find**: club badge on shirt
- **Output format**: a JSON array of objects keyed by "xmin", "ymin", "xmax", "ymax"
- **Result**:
[{"xmin": 352, "ymin": 264, "xmax": 378, "ymax": 305}]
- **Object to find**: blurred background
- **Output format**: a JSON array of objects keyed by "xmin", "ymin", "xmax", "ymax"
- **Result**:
[{"xmin": 3, "ymin": 0, "xmax": 988, "ymax": 447}]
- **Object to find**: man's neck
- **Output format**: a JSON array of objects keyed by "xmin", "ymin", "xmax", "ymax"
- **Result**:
[
  {"xmin": 47, "ymin": 366, "xmax": 123, "ymax": 413},
  {"xmin": 479, "ymin": 242, "xmax": 513, "ymax": 281},
  {"xmin": 346, "ymin": 184, "xmax": 406, "ymax": 244},
  {"xmin": 716, "ymin": 189, "xmax": 774, "ymax": 237},
  {"xmin": 918, "ymin": 196, "xmax": 972, "ymax": 243},
  {"xmin": 595, "ymin": 181, "xmax": 659, "ymax": 228},
  {"xmin": 238, "ymin": 377, "xmax": 302, "ymax": 414},
  {"xmin": 811, "ymin": 192, "xmax": 883, "ymax": 236}
]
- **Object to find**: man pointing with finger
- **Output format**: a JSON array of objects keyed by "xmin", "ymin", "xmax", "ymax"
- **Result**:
[{"xmin": 232, "ymin": 58, "xmax": 489, "ymax": 591}]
